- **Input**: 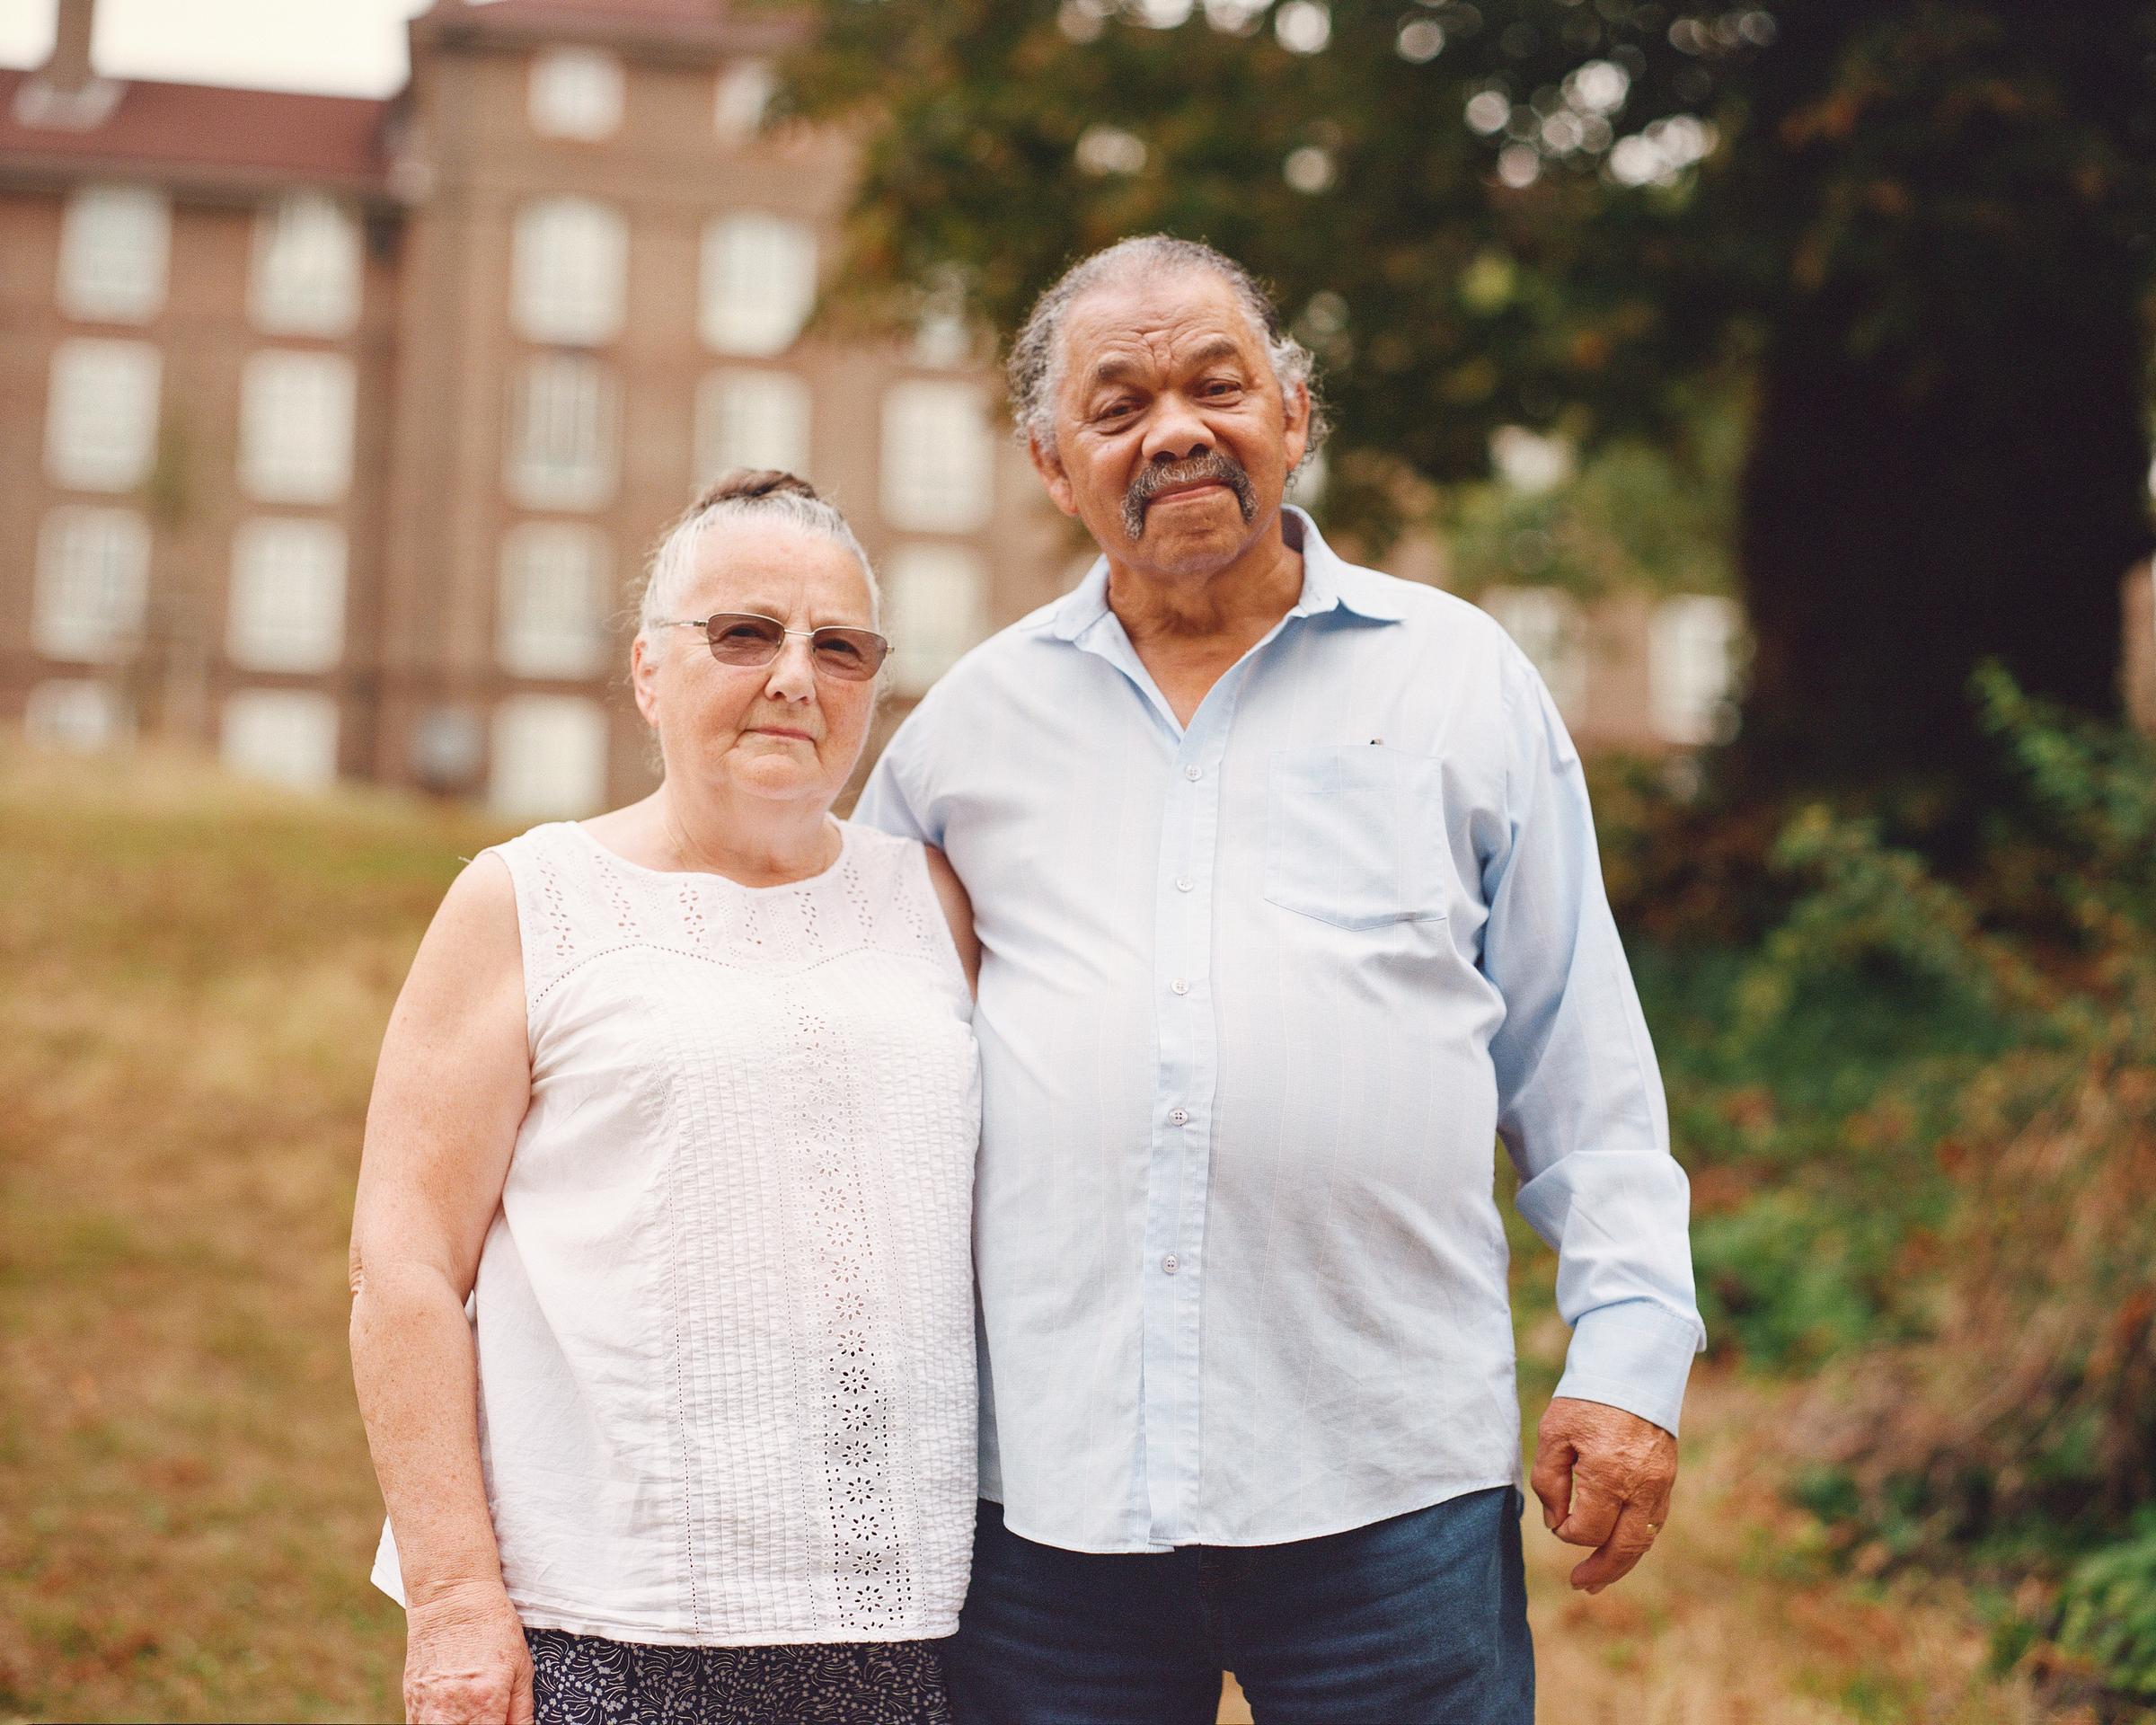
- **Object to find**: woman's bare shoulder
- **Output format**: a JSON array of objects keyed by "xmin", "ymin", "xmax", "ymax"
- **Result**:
[{"xmin": 398, "ymin": 851, "xmax": 523, "ymax": 1021}]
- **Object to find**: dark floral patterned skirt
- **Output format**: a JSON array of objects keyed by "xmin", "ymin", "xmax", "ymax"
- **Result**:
[{"xmin": 525, "ymin": 1628, "xmax": 952, "ymax": 1725}]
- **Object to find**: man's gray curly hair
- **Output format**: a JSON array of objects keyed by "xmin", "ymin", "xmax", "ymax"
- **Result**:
[{"xmin": 1005, "ymin": 235, "xmax": 1329, "ymax": 470}]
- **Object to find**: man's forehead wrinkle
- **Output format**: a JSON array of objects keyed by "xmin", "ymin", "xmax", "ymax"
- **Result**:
[{"xmin": 1074, "ymin": 326, "xmax": 1259, "ymax": 394}]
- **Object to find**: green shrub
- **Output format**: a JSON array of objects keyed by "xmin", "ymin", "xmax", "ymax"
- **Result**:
[
  {"xmin": 2058, "ymin": 1517, "xmax": 2156, "ymax": 1700},
  {"xmin": 1770, "ymin": 673, "xmax": 2156, "ymax": 1703}
]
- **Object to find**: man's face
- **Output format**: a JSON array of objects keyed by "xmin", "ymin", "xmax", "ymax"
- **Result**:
[{"xmin": 1033, "ymin": 268, "xmax": 1310, "ymax": 580}]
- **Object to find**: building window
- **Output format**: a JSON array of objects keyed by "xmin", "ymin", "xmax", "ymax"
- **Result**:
[
  {"xmin": 238, "ymin": 350, "xmax": 356, "ymax": 504},
  {"xmin": 251, "ymin": 194, "xmax": 361, "ymax": 336},
  {"xmin": 506, "ymin": 355, "xmax": 619, "ymax": 511},
  {"xmin": 57, "ymin": 185, "xmax": 169, "ymax": 323},
  {"xmin": 227, "ymin": 518, "xmax": 347, "ymax": 672},
  {"xmin": 34, "ymin": 507, "xmax": 150, "ymax": 660},
  {"xmin": 499, "ymin": 524, "xmax": 610, "ymax": 677},
  {"xmin": 1649, "ymin": 594, "xmax": 1745, "ymax": 745},
  {"xmin": 699, "ymin": 213, "xmax": 816, "ymax": 357},
  {"xmin": 511, "ymin": 198, "xmax": 627, "ymax": 346},
  {"xmin": 880, "ymin": 381, "xmax": 994, "ymax": 533},
  {"xmin": 222, "ymin": 689, "xmax": 340, "ymax": 791},
  {"xmin": 1480, "ymin": 585, "xmax": 1587, "ymax": 716},
  {"xmin": 491, "ymin": 695, "xmax": 610, "ymax": 818},
  {"xmin": 713, "ymin": 58, "xmax": 774, "ymax": 142},
  {"xmin": 694, "ymin": 368, "xmax": 811, "ymax": 482},
  {"xmin": 45, "ymin": 339, "xmax": 160, "ymax": 491},
  {"xmin": 529, "ymin": 48, "xmax": 624, "ymax": 140},
  {"xmin": 884, "ymin": 544, "xmax": 987, "ymax": 695},
  {"xmin": 24, "ymin": 680, "xmax": 132, "ymax": 750}
]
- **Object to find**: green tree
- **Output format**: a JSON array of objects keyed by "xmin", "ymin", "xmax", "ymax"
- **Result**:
[{"xmin": 782, "ymin": 0, "xmax": 2156, "ymax": 805}]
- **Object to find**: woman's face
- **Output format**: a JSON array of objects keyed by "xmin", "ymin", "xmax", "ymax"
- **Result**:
[{"xmin": 632, "ymin": 519, "xmax": 880, "ymax": 812}]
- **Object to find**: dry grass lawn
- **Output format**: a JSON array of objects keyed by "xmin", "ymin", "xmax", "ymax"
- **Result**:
[{"xmin": 0, "ymin": 745, "xmax": 2075, "ymax": 1722}]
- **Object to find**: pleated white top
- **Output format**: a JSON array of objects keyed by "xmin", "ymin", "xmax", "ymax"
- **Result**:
[{"xmin": 372, "ymin": 818, "xmax": 981, "ymax": 1646}]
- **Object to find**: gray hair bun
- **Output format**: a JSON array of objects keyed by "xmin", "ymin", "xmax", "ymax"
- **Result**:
[{"xmin": 692, "ymin": 468, "xmax": 825, "ymax": 510}]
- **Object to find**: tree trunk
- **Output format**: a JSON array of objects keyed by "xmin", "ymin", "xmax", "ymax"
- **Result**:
[{"xmin": 1727, "ymin": 11, "xmax": 2153, "ymax": 806}]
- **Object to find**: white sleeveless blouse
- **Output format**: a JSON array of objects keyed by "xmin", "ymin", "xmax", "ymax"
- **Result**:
[{"xmin": 372, "ymin": 819, "xmax": 981, "ymax": 1646}]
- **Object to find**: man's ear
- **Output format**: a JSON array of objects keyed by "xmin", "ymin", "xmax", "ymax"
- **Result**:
[
  {"xmin": 1281, "ymin": 380, "xmax": 1312, "ymax": 477},
  {"xmin": 1027, "ymin": 432, "xmax": 1080, "ymax": 518}
]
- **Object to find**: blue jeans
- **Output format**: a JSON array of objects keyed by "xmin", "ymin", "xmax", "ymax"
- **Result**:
[{"xmin": 941, "ymin": 1487, "xmax": 1533, "ymax": 1725}]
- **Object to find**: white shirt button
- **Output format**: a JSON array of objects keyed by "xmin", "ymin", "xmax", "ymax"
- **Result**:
[
  {"xmin": 1183, "ymin": 765, "xmax": 1202, "ymax": 781},
  {"xmin": 1162, "ymin": 1254, "xmax": 1180, "ymax": 1275},
  {"xmin": 1175, "ymin": 876, "xmax": 1194, "ymax": 892},
  {"xmin": 1169, "ymin": 1107, "xmax": 1188, "ymax": 1126},
  {"xmin": 1170, "ymin": 978, "xmax": 1190, "ymax": 995}
]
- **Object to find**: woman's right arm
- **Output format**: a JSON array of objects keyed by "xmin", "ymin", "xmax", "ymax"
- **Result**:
[{"xmin": 349, "ymin": 854, "xmax": 535, "ymax": 1725}]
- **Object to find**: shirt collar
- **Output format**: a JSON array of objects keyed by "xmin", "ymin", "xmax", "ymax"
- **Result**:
[{"xmin": 1047, "ymin": 505, "xmax": 1410, "ymax": 643}]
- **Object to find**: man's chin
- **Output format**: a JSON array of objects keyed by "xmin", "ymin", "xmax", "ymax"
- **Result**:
[
  {"xmin": 1127, "ymin": 516, "xmax": 1257, "ymax": 574},
  {"xmin": 1129, "ymin": 496, "xmax": 1259, "ymax": 550}
]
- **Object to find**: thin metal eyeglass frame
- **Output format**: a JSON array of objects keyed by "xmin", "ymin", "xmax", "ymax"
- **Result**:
[{"xmin": 653, "ymin": 613, "xmax": 889, "ymax": 680}]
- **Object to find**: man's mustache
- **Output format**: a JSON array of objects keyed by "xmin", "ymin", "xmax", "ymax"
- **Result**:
[{"xmin": 1122, "ymin": 452, "xmax": 1258, "ymax": 539}]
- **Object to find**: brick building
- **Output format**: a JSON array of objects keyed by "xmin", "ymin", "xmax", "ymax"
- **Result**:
[
  {"xmin": 0, "ymin": 0, "xmax": 1066, "ymax": 816},
  {"xmin": 2, "ymin": 0, "xmax": 1846, "ymax": 812}
]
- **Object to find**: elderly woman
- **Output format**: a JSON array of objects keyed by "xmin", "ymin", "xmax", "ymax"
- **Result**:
[{"xmin": 349, "ymin": 471, "xmax": 980, "ymax": 1725}]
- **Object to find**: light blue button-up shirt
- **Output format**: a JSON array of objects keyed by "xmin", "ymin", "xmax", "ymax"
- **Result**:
[{"xmin": 856, "ymin": 508, "xmax": 1704, "ymax": 1554}]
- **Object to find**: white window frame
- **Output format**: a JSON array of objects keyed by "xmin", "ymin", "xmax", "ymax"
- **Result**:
[
  {"xmin": 505, "ymin": 356, "xmax": 619, "ymax": 512},
  {"xmin": 23, "ymin": 680, "xmax": 133, "ymax": 751},
  {"xmin": 699, "ymin": 213, "xmax": 817, "ymax": 357},
  {"xmin": 1649, "ymin": 594, "xmax": 1745, "ymax": 745},
  {"xmin": 490, "ymin": 695, "xmax": 611, "ymax": 818},
  {"xmin": 57, "ymin": 184, "xmax": 169, "ymax": 323},
  {"xmin": 713, "ymin": 58, "xmax": 774, "ymax": 143},
  {"xmin": 1480, "ymin": 585, "xmax": 1588, "ymax": 716},
  {"xmin": 498, "ymin": 524, "xmax": 611, "ymax": 678},
  {"xmin": 694, "ymin": 367, "xmax": 812, "ymax": 483},
  {"xmin": 45, "ymin": 339, "xmax": 161, "ymax": 492},
  {"xmin": 227, "ymin": 518, "xmax": 348, "ymax": 672},
  {"xmin": 250, "ymin": 193, "xmax": 362, "ymax": 337},
  {"xmin": 880, "ymin": 380, "xmax": 994, "ymax": 533},
  {"xmin": 238, "ymin": 350, "xmax": 357, "ymax": 505},
  {"xmin": 884, "ymin": 544, "xmax": 988, "ymax": 696},
  {"xmin": 511, "ymin": 197, "xmax": 627, "ymax": 346},
  {"xmin": 221, "ymin": 689, "xmax": 340, "ymax": 792},
  {"xmin": 34, "ymin": 507, "xmax": 151, "ymax": 661},
  {"xmin": 529, "ymin": 48, "xmax": 624, "ymax": 140}
]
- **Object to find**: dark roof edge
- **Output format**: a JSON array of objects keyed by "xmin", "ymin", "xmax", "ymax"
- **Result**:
[
  {"xmin": 411, "ymin": 9, "xmax": 808, "ymax": 62},
  {"xmin": 0, "ymin": 153, "xmax": 398, "ymax": 201}
]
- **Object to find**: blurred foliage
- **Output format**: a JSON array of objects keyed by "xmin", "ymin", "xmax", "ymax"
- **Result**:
[
  {"xmin": 779, "ymin": 0, "xmax": 1763, "ymax": 506},
  {"xmin": 1601, "ymin": 672, "xmax": 2156, "ymax": 1707},
  {"xmin": 2059, "ymin": 1516, "xmax": 2156, "ymax": 1703},
  {"xmin": 1437, "ymin": 384, "xmax": 1742, "ymax": 599},
  {"xmin": 780, "ymin": 0, "xmax": 2156, "ymax": 792}
]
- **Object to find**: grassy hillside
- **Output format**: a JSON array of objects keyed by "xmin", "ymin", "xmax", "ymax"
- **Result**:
[
  {"xmin": 0, "ymin": 745, "xmax": 504, "ymax": 1721},
  {"xmin": 0, "ymin": 740, "xmax": 2066, "ymax": 1723}
]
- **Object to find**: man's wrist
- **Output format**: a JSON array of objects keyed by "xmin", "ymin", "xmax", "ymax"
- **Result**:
[{"xmin": 1551, "ymin": 1300, "xmax": 1701, "ymax": 1438}]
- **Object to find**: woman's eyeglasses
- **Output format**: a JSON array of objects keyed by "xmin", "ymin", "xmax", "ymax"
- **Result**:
[{"xmin": 656, "ymin": 613, "xmax": 889, "ymax": 681}]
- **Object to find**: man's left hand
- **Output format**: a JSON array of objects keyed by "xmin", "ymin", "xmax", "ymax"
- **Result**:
[{"xmin": 1529, "ymin": 1395, "xmax": 1677, "ymax": 1594}]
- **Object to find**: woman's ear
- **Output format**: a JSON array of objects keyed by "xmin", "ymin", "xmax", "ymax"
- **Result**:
[{"xmin": 631, "ymin": 632, "xmax": 662, "ymax": 730}]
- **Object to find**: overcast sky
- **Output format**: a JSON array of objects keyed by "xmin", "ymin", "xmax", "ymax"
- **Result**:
[{"xmin": 0, "ymin": 0, "xmax": 432, "ymax": 96}]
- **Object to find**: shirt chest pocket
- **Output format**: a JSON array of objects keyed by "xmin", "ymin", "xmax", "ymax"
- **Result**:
[{"xmin": 1262, "ymin": 746, "xmax": 1448, "ymax": 931}]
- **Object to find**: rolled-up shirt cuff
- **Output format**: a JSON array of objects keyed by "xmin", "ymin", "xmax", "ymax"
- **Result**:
[{"xmin": 1550, "ymin": 1298, "xmax": 1706, "ymax": 1438}]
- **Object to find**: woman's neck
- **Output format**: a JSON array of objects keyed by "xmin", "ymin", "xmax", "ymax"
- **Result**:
[{"xmin": 644, "ymin": 779, "xmax": 839, "ymax": 887}]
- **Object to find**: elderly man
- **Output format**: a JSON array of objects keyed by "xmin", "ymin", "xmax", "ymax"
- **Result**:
[{"xmin": 855, "ymin": 235, "xmax": 1704, "ymax": 1724}]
